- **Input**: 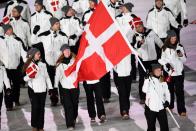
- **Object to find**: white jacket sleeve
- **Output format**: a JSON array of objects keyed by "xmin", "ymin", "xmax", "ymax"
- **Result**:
[
  {"xmin": 146, "ymin": 13, "xmax": 152, "ymax": 29},
  {"xmin": 3, "ymin": 67, "xmax": 11, "ymax": 89},
  {"xmin": 20, "ymin": 44, "xmax": 27, "ymax": 63},
  {"xmin": 153, "ymin": 32, "xmax": 164, "ymax": 48},
  {"xmin": 142, "ymin": 79, "xmax": 150, "ymax": 93},
  {"xmin": 180, "ymin": 0, "xmax": 188, "ymax": 19},
  {"xmin": 25, "ymin": 24, "xmax": 32, "ymax": 47},
  {"xmin": 163, "ymin": 83, "xmax": 170, "ymax": 103},
  {"xmin": 158, "ymin": 50, "xmax": 169, "ymax": 65},
  {"xmin": 178, "ymin": 46, "xmax": 187, "ymax": 63},
  {"xmin": 54, "ymin": 65, "xmax": 62, "ymax": 88},
  {"xmin": 168, "ymin": 11, "xmax": 180, "ymax": 28},
  {"xmin": 44, "ymin": 65, "xmax": 53, "ymax": 90}
]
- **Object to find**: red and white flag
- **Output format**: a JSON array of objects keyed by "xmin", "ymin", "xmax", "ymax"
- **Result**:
[
  {"xmin": 65, "ymin": 1, "xmax": 133, "ymax": 86},
  {"xmin": 50, "ymin": 0, "xmax": 59, "ymax": 11},
  {"xmin": 26, "ymin": 63, "xmax": 38, "ymax": 78}
]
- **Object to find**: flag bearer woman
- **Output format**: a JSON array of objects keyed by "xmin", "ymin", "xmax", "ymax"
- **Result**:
[{"xmin": 55, "ymin": 44, "xmax": 79, "ymax": 130}]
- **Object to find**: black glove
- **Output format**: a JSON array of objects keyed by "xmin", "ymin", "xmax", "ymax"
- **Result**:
[
  {"xmin": 33, "ymin": 25, "xmax": 40, "ymax": 35},
  {"xmin": 69, "ymin": 34, "xmax": 77, "ymax": 40},
  {"xmin": 48, "ymin": 89, "xmax": 53, "ymax": 96},
  {"xmin": 166, "ymin": 63, "xmax": 172, "ymax": 71},
  {"xmin": 6, "ymin": 88, "xmax": 12, "ymax": 96},
  {"xmin": 52, "ymin": 88, "xmax": 59, "ymax": 96},
  {"xmin": 163, "ymin": 101, "xmax": 169, "ymax": 108},
  {"xmin": 144, "ymin": 71, "xmax": 150, "ymax": 79},
  {"xmin": 183, "ymin": 19, "xmax": 189, "ymax": 27},
  {"xmin": 178, "ymin": 25, "xmax": 183, "ymax": 30}
]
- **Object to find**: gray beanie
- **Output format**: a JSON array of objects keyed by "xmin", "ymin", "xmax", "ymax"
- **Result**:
[
  {"xmin": 14, "ymin": 5, "xmax": 23, "ymax": 14},
  {"xmin": 167, "ymin": 30, "xmax": 177, "ymax": 38},
  {"xmin": 2, "ymin": 24, "xmax": 12, "ymax": 33},
  {"xmin": 123, "ymin": 2, "xmax": 134, "ymax": 12},
  {"xmin": 27, "ymin": 48, "xmax": 40, "ymax": 58},
  {"xmin": 62, "ymin": 6, "xmax": 72, "ymax": 15},
  {"xmin": 151, "ymin": 63, "xmax": 162, "ymax": 71},
  {"xmin": 89, "ymin": 0, "xmax": 97, "ymax": 4},
  {"xmin": 49, "ymin": 17, "xmax": 59, "ymax": 27},
  {"xmin": 60, "ymin": 44, "xmax": 70, "ymax": 52},
  {"xmin": 35, "ymin": 0, "xmax": 43, "ymax": 5}
]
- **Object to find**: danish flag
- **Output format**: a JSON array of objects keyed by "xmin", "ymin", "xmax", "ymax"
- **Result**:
[
  {"xmin": 26, "ymin": 63, "xmax": 38, "ymax": 78},
  {"xmin": 50, "ymin": 0, "xmax": 59, "ymax": 11},
  {"xmin": 64, "ymin": 1, "xmax": 133, "ymax": 86}
]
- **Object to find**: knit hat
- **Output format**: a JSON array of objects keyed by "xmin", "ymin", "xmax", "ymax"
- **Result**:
[
  {"xmin": 13, "ymin": 5, "xmax": 23, "ymax": 14},
  {"xmin": 35, "ymin": 0, "xmax": 43, "ymax": 5},
  {"xmin": 60, "ymin": 44, "xmax": 70, "ymax": 52},
  {"xmin": 151, "ymin": 63, "xmax": 162, "ymax": 71},
  {"xmin": 61, "ymin": 6, "xmax": 72, "ymax": 15},
  {"xmin": 167, "ymin": 30, "xmax": 177, "ymax": 38},
  {"xmin": 123, "ymin": 2, "xmax": 134, "ymax": 12},
  {"xmin": 132, "ymin": 17, "xmax": 143, "ymax": 27},
  {"xmin": 27, "ymin": 48, "xmax": 40, "ymax": 58},
  {"xmin": 2, "ymin": 24, "xmax": 12, "ymax": 33},
  {"xmin": 49, "ymin": 17, "xmax": 59, "ymax": 27},
  {"xmin": 89, "ymin": 0, "xmax": 97, "ymax": 4}
]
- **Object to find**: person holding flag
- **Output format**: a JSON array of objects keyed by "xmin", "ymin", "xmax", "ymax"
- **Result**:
[
  {"xmin": 143, "ymin": 63, "xmax": 170, "ymax": 131},
  {"xmin": 55, "ymin": 44, "xmax": 79, "ymax": 130},
  {"xmin": 23, "ymin": 48, "xmax": 54, "ymax": 131}
]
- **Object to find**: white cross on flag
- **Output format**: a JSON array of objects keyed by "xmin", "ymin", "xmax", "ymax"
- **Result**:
[{"xmin": 65, "ymin": 1, "xmax": 132, "ymax": 86}]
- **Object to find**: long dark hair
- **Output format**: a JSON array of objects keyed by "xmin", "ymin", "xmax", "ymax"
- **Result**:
[
  {"xmin": 162, "ymin": 37, "xmax": 178, "ymax": 52},
  {"xmin": 55, "ymin": 52, "xmax": 76, "ymax": 68},
  {"xmin": 22, "ymin": 56, "xmax": 34, "ymax": 73}
]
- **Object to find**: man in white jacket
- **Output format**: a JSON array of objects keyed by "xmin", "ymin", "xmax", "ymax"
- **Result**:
[
  {"xmin": 143, "ymin": 63, "xmax": 170, "ymax": 131},
  {"xmin": 0, "ymin": 24, "xmax": 27, "ymax": 109},
  {"xmin": 60, "ymin": 5, "xmax": 83, "ymax": 54},
  {"xmin": 146, "ymin": 0, "xmax": 182, "ymax": 42},
  {"xmin": 4, "ymin": 0, "xmax": 31, "ymax": 23},
  {"xmin": 31, "ymin": 0, "xmax": 53, "ymax": 47},
  {"xmin": 164, "ymin": 0, "xmax": 188, "ymax": 40},
  {"xmin": 10, "ymin": 5, "xmax": 31, "ymax": 50}
]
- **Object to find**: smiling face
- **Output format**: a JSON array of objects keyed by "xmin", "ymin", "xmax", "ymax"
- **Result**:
[
  {"xmin": 51, "ymin": 22, "xmax": 60, "ymax": 31},
  {"xmin": 5, "ymin": 28, "xmax": 13, "ymax": 36},
  {"xmin": 63, "ymin": 49, "xmax": 71, "ymax": 58},
  {"xmin": 155, "ymin": 0, "xmax": 163, "ymax": 9},
  {"xmin": 12, "ymin": 8, "xmax": 20, "ymax": 18},
  {"xmin": 170, "ymin": 36, "xmax": 177, "ymax": 45},
  {"xmin": 153, "ymin": 68, "xmax": 162, "ymax": 77},
  {"xmin": 66, "ymin": 8, "xmax": 76, "ymax": 17},
  {"xmin": 34, "ymin": 3, "xmax": 43, "ymax": 12}
]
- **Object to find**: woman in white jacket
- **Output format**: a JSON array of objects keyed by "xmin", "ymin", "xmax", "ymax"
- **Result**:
[
  {"xmin": 143, "ymin": 63, "xmax": 170, "ymax": 131},
  {"xmin": 159, "ymin": 30, "xmax": 187, "ymax": 116},
  {"xmin": 55, "ymin": 44, "xmax": 79, "ymax": 130},
  {"xmin": 23, "ymin": 48, "xmax": 53, "ymax": 131}
]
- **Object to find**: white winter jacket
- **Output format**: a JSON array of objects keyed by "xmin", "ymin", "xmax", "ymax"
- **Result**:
[
  {"xmin": 142, "ymin": 77, "xmax": 170, "ymax": 112},
  {"xmin": 10, "ymin": 17, "xmax": 31, "ymax": 48},
  {"xmin": 0, "ymin": 65, "xmax": 11, "ymax": 93},
  {"xmin": 60, "ymin": 16, "xmax": 83, "ymax": 46},
  {"xmin": 36, "ymin": 30, "xmax": 68, "ymax": 66},
  {"xmin": 133, "ymin": 29, "xmax": 163, "ymax": 61},
  {"xmin": 158, "ymin": 44, "xmax": 186, "ymax": 76},
  {"xmin": 55, "ymin": 57, "xmax": 77, "ymax": 89},
  {"xmin": 4, "ymin": 0, "xmax": 31, "ymax": 23},
  {"xmin": 24, "ymin": 61, "xmax": 53, "ymax": 93},
  {"xmin": 164, "ymin": 0, "xmax": 188, "ymax": 20},
  {"xmin": 146, "ymin": 6, "xmax": 180, "ymax": 38},
  {"xmin": 0, "ymin": 35, "xmax": 26, "ymax": 69}
]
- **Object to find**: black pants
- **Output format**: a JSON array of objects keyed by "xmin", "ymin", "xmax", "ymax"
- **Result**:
[
  {"xmin": 62, "ymin": 88, "xmax": 79, "ymax": 128},
  {"xmin": 167, "ymin": 74, "xmax": 186, "ymax": 114},
  {"xmin": 131, "ymin": 54, "xmax": 137, "ymax": 81},
  {"xmin": 83, "ymin": 82, "xmax": 105, "ymax": 119},
  {"xmin": 116, "ymin": 75, "xmax": 132, "ymax": 115},
  {"xmin": 28, "ymin": 87, "xmax": 46, "ymax": 129},
  {"xmin": 46, "ymin": 64, "xmax": 55, "ymax": 86},
  {"xmin": 171, "ymin": 13, "xmax": 181, "ymax": 41},
  {"xmin": 100, "ymin": 72, "xmax": 111, "ymax": 99},
  {"xmin": 145, "ymin": 105, "xmax": 169, "ymax": 131},
  {"xmin": 6, "ymin": 69, "xmax": 21, "ymax": 104},
  {"xmin": 138, "ymin": 60, "xmax": 158, "ymax": 100}
]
